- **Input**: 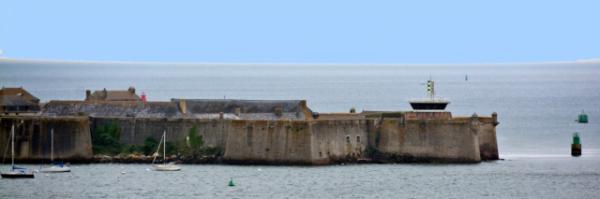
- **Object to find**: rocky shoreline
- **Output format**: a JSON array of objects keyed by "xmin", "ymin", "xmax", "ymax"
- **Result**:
[{"xmin": 90, "ymin": 154, "xmax": 222, "ymax": 164}]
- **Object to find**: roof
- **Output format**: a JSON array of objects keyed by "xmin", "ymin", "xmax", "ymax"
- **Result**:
[
  {"xmin": 0, "ymin": 87, "xmax": 40, "ymax": 103},
  {"xmin": 315, "ymin": 113, "xmax": 364, "ymax": 120},
  {"xmin": 172, "ymin": 99, "xmax": 309, "ymax": 114},
  {"xmin": 0, "ymin": 95, "xmax": 38, "ymax": 106},
  {"xmin": 174, "ymin": 99, "xmax": 311, "ymax": 120},
  {"xmin": 41, "ymin": 101, "xmax": 181, "ymax": 118},
  {"xmin": 87, "ymin": 88, "xmax": 140, "ymax": 101},
  {"xmin": 0, "ymin": 88, "xmax": 41, "ymax": 111},
  {"xmin": 40, "ymin": 98, "xmax": 312, "ymax": 120}
]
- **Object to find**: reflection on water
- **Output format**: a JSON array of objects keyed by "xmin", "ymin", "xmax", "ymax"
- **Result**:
[{"xmin": 1, "ymin": 157, "xmax": 600, "ymax": 198}]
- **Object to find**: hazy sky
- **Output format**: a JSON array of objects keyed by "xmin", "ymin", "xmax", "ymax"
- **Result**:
[{"xmin": 0, "ymin": 0, "xmax": 599, "ymax": 63}]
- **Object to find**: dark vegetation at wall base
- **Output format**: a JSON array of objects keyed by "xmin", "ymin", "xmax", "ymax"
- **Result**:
[
  {"xmin": 177, "ymin": 125, "xmax": 223, "ymax": 159},
  {"xmin": 91, "ymin": 122, "xmax": 171, "ymax": 156},
  {"xmin": 91, "ymin": 123, "xmax": 222, "ymax": 161},
  {"xmin": 92, "ymin": 122, "xmax": 122, "ymax": 155},
  {"xmin": 141, "ymin": 137, "xmax": 158, "ymax": 155}
]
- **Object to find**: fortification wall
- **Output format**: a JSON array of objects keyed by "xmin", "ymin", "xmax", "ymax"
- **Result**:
[
  {"xmin": 91, "ymin": 117, "xmax": 228, "ymax": 150},
  {"xmin": 367, "ymin": 115, "xmax": 481, "ymax": 163},
  {"xmin": 222, "ymin": 120, "xmax": 313, "ymax": 164},
  {"xmin": 0, "ymin": 111, "xmax": 498, "ymax": 164},
  {"xmin": 477, "ymin": 115, "xmax": 499, "ymax": 160},
  {"xmin": 309, "ymin": 119, "xmax": 368, "ymax": 164},
  {"xmin": 0, "ymin": 116, "xmax": 92, "ymax": 162},
  {"xmin": 91, "ymin": 117, "xmax": 369, "ymax": 164}
]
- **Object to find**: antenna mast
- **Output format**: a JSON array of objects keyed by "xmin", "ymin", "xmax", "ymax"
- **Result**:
[{"xmin": 427, "ymin": 79, "xmax": 435, "ymax": 100}]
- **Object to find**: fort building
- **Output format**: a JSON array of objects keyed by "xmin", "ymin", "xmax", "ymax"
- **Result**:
[{"xmin": 0, "ymin": 87, "xmax": 499, "ymax": 164}]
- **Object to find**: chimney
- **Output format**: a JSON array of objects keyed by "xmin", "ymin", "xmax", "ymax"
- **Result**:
[
  {"xmin": 274, "ymin": 106, "xmax": 283, "ymax": 117},
  {"xmin": 85, "ymin": 90, "xmax": 91, "ymax": 100},
  {"xmin": 128, "ymin": 86, "xmax": 136, "ymax": 94},
  {"xmin": 234, "ymin": 107, "xmax": 242, "ymax": 116},
  {"xmin": 299, "ymin": 100, "xmax": 307, "ymax": 109},
  {"xmin": 178, "ymin": 99, "xmax": 187, "ymax": 114},
  {"xmin": 492, "ymin": 112, "xmax": 499, "ymax": 126},
  {"xmin": 102, "ymin": 88, "xmax": 107, "ymax": 100}
]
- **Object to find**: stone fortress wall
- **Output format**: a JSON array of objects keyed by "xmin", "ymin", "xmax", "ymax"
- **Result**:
[{"xmin": 0, "ymin": 89, "xmax": 499, "ymax": 165}]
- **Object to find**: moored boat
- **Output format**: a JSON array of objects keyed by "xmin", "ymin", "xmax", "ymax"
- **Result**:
[
  {"xmin": 2, "ymin": 124, "xmax": 35, "ymax": 179},
  {"xmin": 40, "ymin": 128, "xmax": 71, "ymax": 173},
  {"xmin": 152, "ymin": 131, "xmax": 181, "ymax": 171}
]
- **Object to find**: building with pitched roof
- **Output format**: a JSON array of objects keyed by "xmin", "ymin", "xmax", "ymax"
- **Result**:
[
  {"xmin": 0, "ymin": 87, "xmax": 41, "ymax": 114},
  {"xmin": 85, "ymin": 87, "xmax": 141, "ymax": 102}
]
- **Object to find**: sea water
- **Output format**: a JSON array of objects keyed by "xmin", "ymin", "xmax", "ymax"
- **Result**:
[{"xmin": 1, "ymin": 59, "xmax": 599, "ymax": 198}]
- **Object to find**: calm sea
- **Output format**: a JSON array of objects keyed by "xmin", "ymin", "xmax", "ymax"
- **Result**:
[{"xmin": 1, "ymin": 59, "xmax": 599, "ymax": 198}]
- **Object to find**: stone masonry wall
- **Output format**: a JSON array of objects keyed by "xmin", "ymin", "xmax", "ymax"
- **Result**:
[
  {"xmin": 222, "ymin": 120, "xmax": 313, "ymax": 164},
  {"xmin": 367, "ymin": 114, "xmax": 482, "ymax": 163},
  {"xmin": 0, "ymin": 116, "xmax": 92, "ymax": 162},
  {"xmin": 92, "ymin": 117, "xmax": 228, "ymax": 150},
  {"xmin": 0, "ymin": 111, "xmax": 498, "ymax": 164},
  {"xmin": 309, "ymin": 119, "xmax": 368, "ymax": 164}
]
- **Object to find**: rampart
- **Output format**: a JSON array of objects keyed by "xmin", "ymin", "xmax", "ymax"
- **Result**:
[
  {"xmin": 0, "ymin": 116, "xmax": 92, "ymax": 163},
  {"xmin": 0, "ymin": 98, "xmax": 499, "ymax": 164}
]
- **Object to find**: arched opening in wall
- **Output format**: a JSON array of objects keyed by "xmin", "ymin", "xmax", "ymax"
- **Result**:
[
  {"xmin": 319, "ymin": 151, "xmax": 322, "ymax": 157},
  {"xmin": 356, "ymin": 135, "xmax": 360, "ymax": 143},
  {"xmin": 346, "ymin": 135, "xmax": 350, "ymax": 143}
]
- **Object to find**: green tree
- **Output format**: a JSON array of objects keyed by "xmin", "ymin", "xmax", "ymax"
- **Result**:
[
  {"xmin": 187, "ymin": 125, "xmax": 204, "ymax": 155},
  {"xmin": 92, "ymin": 122, "xmax": 122, "ymax": 155},
  {"xmin": 142, "ymin": 137, "xmax": 159, "ymax": 155},
  {"xmin": 166, "ymin": 141, "xmax": 177, "ymax": 155}
]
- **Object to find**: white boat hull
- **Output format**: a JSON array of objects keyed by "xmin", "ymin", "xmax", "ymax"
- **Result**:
[
  {"xmin": 40, "ymin": 165, "xmax": 71, "ymax": 173},
  {"xmin": 153, "ymin": 164, "xmax": 181, "ymax": 171},
  {"xmin": 1, "ymin": 170, "xmax": 35, "ymax": 178}
]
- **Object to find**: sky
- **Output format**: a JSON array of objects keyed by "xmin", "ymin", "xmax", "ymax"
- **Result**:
[{"xmin": 0, "ymin": 0, "xmax": 599, "ymax": 64}]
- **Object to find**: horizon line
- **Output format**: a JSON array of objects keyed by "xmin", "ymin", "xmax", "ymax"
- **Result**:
[{"xmin": 1, "ymin": 57, "xmax": 600, "ymax": 66}]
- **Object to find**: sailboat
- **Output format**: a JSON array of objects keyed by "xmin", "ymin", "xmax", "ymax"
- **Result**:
[
  {"xmin": 40, "ymin": 128, "xmax": 71, "ymax": 172},
  {"xmin": 152, "ymin": 131, "xmax": 180, "ymax": 171},
  {"xmin": 1, "ymin": 124, "xmax": 34, "ymax": 178}
]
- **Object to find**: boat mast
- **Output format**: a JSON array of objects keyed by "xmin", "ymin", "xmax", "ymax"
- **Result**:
[
  {"xmin": 11, "ymin": 124, "xmax": 14, "ymax": 168},
  {"xmin": 51, "ymin": 128, "xmax": 54, "ymax": 162},
  {"xmin": 163, "ymin": 131, "xmax": 166, "ymax": 166}
]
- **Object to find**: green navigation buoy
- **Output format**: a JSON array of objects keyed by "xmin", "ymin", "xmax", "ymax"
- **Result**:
[
  {"xmin": 228, "ymin": 178, "xmax": 235, "ymax": 187},
  {"xmin": 577, "ymin": 111, "xmax": 588, "ymax": 123},
  {"xmin": 572, "ymin": 133, "xmax": 582, "ymax": 157}
]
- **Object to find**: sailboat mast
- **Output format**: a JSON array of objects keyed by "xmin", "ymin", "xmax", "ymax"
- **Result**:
[
  {"xmin": 163, "ymin": 131, "xmax": 166, "ymax": 166},
  {"xmin": 51, "ymin": 128, "xmax": 54, "ymax": 162},
  {"xmin": 11, "ymin": 124, "xmax": 14, "ymax": 167}
]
